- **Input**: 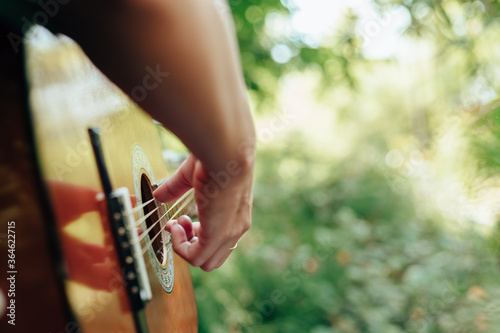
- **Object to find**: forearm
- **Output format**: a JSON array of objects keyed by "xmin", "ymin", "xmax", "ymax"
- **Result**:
[{"xmin": 52, "ymin": 0, "xmax": 255, "ymax": 173}]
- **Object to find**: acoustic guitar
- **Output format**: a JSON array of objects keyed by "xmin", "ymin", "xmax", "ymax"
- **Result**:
[{"xmin": 0, "ymin": 24, "xmax": 197, "ymax": 332}]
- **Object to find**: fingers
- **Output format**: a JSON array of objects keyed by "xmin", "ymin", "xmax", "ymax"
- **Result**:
[
  {"xmin": 153, "ymin": 154, "xmax": 196, "ymax": 202},
  {"xmin": 166, "ymin": 216, "xmax": 233, "ymax": 271},
  {"xmin": 164, "ymin": 216, "xmax": 199, "ymax": 239},
  {"xmin": 170, "ymin": 222, "xmax": 217, "ymax": 267},
  {"xmin": 177, "ymin": 215, "xmax": 196, "ymax": 240},
  {"xmin": 168, "ymin": 222, "xmax": 243, "ymax": 271},
  {"xmin": 189, "ymin": 222, "xmax": 201, "ymax": 243},
  {"xmin": 169, "ymin": 194, "xmax": 251, "ymax": 271}
]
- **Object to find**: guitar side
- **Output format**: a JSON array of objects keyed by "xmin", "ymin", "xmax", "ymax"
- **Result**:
[{"xmin": 0, "ymin": 23, "xmax": 73, "ymax": 333}]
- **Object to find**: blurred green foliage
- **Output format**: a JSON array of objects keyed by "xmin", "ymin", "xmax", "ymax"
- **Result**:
[
  {"xmin": 193, "ymin": 143, "xmax": 500, "ymax": 332},
  {"xmin": 190, "ymin": 0, "xmax": 500, "ymax": 332}
]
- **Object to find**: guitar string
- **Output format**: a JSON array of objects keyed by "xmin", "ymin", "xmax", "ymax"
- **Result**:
[
  {"xmin": 125, "ymin": 188, "xmax": 194, "ymax": 244},
  {"xmin": 140, "ymin": 198, "xmax": 193, "ymax": 256},
  {"xmin": 138, "ymin": 194, "xmax": 193, "ymax": 246},
  {"xmin": 131, "ymin": 188, "xmax": 194, "ymax": 229},
  {"xmin": 116, "ymin": 188, "xmax": 194, "ymax": 256},
  {"xmin": 125, "ymin": 197, "xmax": 156, "ymax": 216},
  {"xmin": 123, "ymin": 186, "xmax": 191, "ymax": 221},
  {"xmin": 132, "ymin": 206, "xmax": 162, "ymax": 229},
  {"xmin": 140, "ymin": 196, "xmax": 195, "ymax": 256}
]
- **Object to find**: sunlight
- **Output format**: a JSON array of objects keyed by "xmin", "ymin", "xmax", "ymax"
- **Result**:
[{"xmin": 279, "ymin": 0, "xmax": 411, "ymax": 59}]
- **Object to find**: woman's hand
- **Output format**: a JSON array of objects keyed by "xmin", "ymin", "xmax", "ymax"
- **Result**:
[{"xmin": 153, "ymin": 153, "xmax": 253, "ymax": 271}]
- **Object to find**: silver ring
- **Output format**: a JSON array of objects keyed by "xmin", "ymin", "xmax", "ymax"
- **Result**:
[{"xmin": 229, "ymin": 243, "xmax": 238, "ymax": 250}]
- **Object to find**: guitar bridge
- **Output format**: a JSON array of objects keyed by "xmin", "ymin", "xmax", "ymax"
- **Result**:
[{"xmin": 108, "ymin": 187, "xmax": 152, "ymax": 307}]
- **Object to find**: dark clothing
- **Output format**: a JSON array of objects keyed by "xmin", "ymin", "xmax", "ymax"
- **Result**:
[
  {"xmin": 1, "ymin": 1, "xmax": 65, "ymax": 56},
  {"xmin": 0, "ymin": 1, "xmax": 57, "ymax": 34}
]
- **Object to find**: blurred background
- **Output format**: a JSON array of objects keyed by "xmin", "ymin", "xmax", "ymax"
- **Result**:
[{"xmin": 188, "ymin": 0, "xmax": 500, "ymax": 332}]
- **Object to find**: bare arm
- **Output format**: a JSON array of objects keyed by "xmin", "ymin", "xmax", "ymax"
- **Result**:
[{"xmin": 51, "ymin": 0, "xmax": 255, "ymax": 271}]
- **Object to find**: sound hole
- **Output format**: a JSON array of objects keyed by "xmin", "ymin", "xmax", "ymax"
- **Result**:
[{"xmin": 140, "ymin": 174, "xmax": 168, "ymax": 265}]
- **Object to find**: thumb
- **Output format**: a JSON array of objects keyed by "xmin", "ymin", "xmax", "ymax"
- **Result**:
[{"xmin": 153, "ymin": 154, "xmax": 196, "ymax": 202}]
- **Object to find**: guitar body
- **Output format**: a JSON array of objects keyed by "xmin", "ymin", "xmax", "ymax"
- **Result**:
[{"xmin": 0, "ymin": 25, "xmax": 197, "ymax": 332}]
